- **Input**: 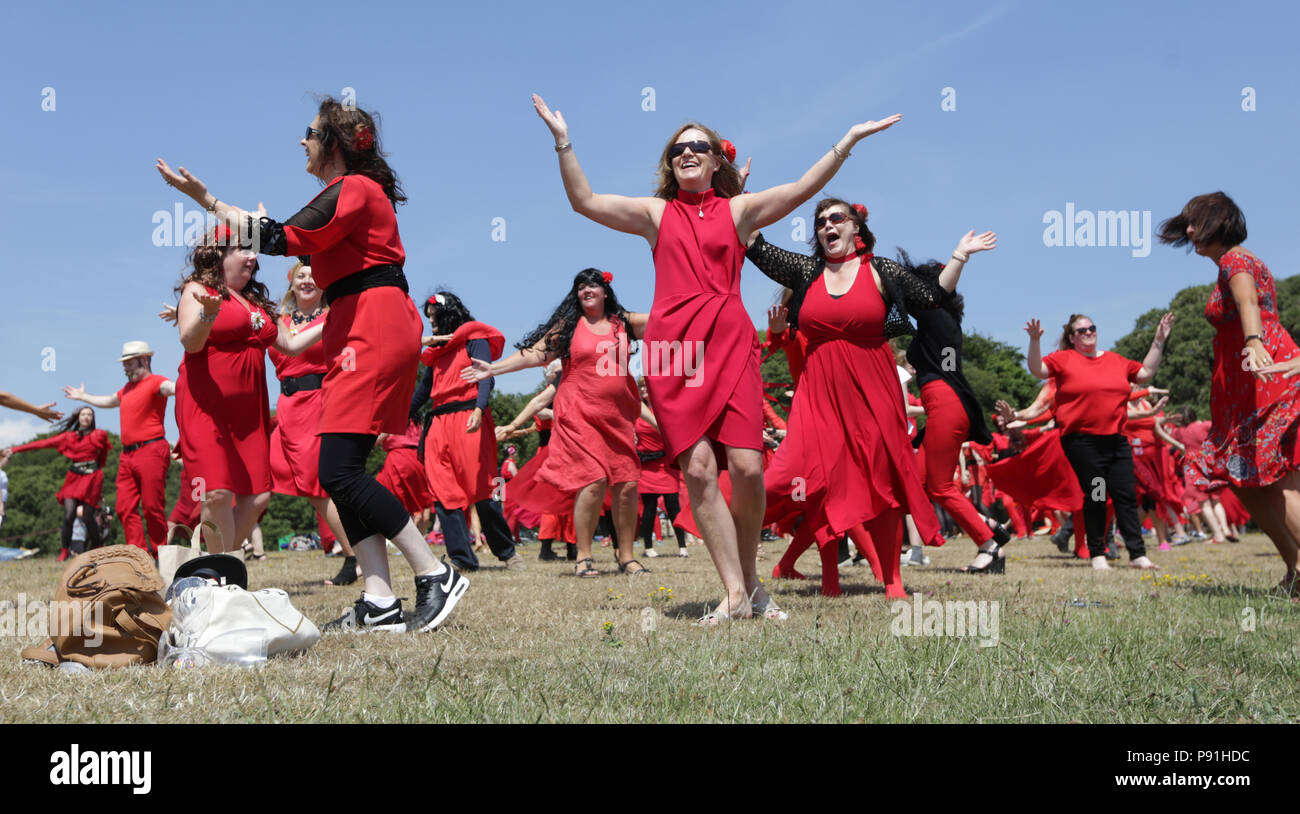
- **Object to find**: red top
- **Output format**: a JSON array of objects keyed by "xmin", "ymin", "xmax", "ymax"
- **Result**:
[
  {"xmin": 12, "ymin": 429, "xmax": 110, "ymax": 465},
  {"xmin": 645, "ymin": 188, "xmax": 762, "ymax": 462},
  {"xmin": 382, "ymin": 419, "xmax": 422, "ymax": 451},
  {"xmin": 419, "ymin": 321, "xmax": 505, "ymax": 404},
  {"xmin": 1042, "ymin": 349, "xmax": 1142, "ymax": 435},
  {"xmin": 117, "ymin": 373, "xmax": 168, "ymax": 446},
  {"xmin": 1122, "ymin": 409, "xmax": 1159, "ymax": 446},
  {"xmin": 268, "ymin": 311, "xmax": 329, "ymax": 379},
  {"xmin": 280, "ymin": 175, "xmax": 405, "ymax": 288}
]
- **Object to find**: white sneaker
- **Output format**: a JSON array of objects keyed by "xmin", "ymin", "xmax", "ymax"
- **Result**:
[
  {"xmin": 678, "ymin": 548, "xmax": 689, "ymax": 558},
  {"xmin": 906, "ymin": 546, "xmax": 930, "ymax": 567},
  {"xmin": 643, "ymin": 548, "xmax": 659, "ymax": 558}
]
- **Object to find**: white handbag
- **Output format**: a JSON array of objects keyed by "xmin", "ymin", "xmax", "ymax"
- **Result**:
[
  {"xmin": 158, "ymin": 521, "xmax": 221, "ymax": 588},
  {"xmin": 164, "ymin": 583, "xmax": 320, "ymax": 663}
]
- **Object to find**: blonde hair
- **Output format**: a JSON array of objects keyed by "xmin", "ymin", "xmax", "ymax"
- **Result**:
[
  {"xmin": 653, "ymin": 122, "xmax": 743, "ymax": 200},
  {"xmin": 280, "ymin": 261, "xmax": 327, "ymax": 315}
]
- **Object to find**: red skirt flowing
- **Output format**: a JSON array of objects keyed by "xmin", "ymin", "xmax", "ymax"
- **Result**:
[
  {"xmin": 422, "ymin": 408, "xmax": 498, "ymax": 511},
  {"xmin": 376, "ymin": 446, "xmax": 434, "ymax": 515},
  {"xmin": 985, "ymin": 430, "xmax": 1084, "ymax": 512}
]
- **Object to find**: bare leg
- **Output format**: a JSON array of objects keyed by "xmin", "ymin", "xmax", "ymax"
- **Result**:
[
  {"xmin": 679, "ymin": 440, "xmax": 749, "ymax": 618},
  {"xmin": 232, "ymin": 492, "xmax": 269, "ymax": 548},
  {"xmin": 309, "ymin": 496, "xmax": 356, "ymax": 558},
  {"xmin": 201, "ymin": 489, "xmax": 236, "ymax": 554},
  {"xmin": 573, "ymin": 480, "xmax": 607, "ymax": 573},
  {"xmin": 1232, "ymin": 483, "xmax": 1299, "ymax": 578},
  {"xmin": 726, "ymin": 447, "xmax": 765, "ymax": 597},
  {"xmin": 610, "ymin": 480, "xmax": 642, "ymax": 571}
]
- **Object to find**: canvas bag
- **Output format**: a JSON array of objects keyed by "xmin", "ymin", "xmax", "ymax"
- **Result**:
[
  {"xmin": 20, "ymin": 545, "xmax": 171, "ymax": 669},
  {"xmin": 164, "ymin": 583, "xmax": 320, "ymax": 661},
  {"xmin": 158, "ymin": 520, "xmax": 221, "ymax": 588}
]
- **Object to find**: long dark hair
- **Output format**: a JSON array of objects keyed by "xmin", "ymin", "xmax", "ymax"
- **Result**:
[
  {"xmin": 314, "ymin": 96, "xmax": 406, "ymax": 206},
  {"xmin": 424, "ymin": 290, "xmax": 474, "ymax": 335},
  {"xmin": 517, "ymin": 268, "xmax": 631, "ymax": 360},
  {"xmin": 57, "ymin": 406, "xmax": 95, "ymax": 436},
  {"xmin": 1158, "ymin": 191, "xmax": 1246, "ymax": 251},
  {"xmin": 173, "ymin": 228, "xmax": 278, "ymax": 315},
  {"xmin": 807, "ymin": 197, "xmax": 877, "ymax": 263},
  {"xmin": 896, "ymin": 249, "xmax": 963, "ymax": 322}
]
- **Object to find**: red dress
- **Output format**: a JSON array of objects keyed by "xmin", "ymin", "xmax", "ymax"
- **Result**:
[
  {"xmin": 1187, "ymin": 250, "xmax": 1300, "ymax": 489},
  {"xmin": 645, "ymin": 188, "xmax": 763, "ymax": 464},
  {"xmin": 376, "ymin": 420, "xmax": 434, "ymax": 514},
  {"xmin": 175, "ymin": 287, "xmax": 277, "ymax": 494},
  {"xmin": 635, "ymin": 417, "xmax": 682, "ymax": 495},
  {"xmin": 538, "ymin": 318, "xmax": 641, "ymax": 493},
  {"xmin": 11, "ymin": 429, "xmax": 111, "ymax": 504},
  {"xmin": 269, "ymin": 310, "xmax": 329, "ymax": 498},
  {"xmin": 762, "ymin": 272, "xmax": 941, "ymax": 546},
  {"xmin": 273, "ymin": 174, "xmax": 421, "ymax": 435}
]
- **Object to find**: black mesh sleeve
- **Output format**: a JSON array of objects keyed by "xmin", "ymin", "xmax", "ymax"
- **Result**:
[
  {"xmin": 745, "ymin": 233, "xmax": 817, "ymax": 290},
  {"xmin": 877, "ymin": 257, "xmax": 951, "ymax": 311},
  {"xmin": 255, "ymin": 182, "xmax": 343, "ymax": 256}
]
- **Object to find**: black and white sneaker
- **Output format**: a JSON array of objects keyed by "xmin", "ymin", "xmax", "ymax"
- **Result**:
[
  {"xmin": 409, "ymin": 564, "xmax": 469, "ymax": 633},
  {"xmin": 322, "ymin": 596, "xmax": 406, "ymax": 634}
]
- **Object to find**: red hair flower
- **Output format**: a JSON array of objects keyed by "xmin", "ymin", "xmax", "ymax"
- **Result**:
[
  {"xmin": 851, "ymin": 203, "xmax": 868, "ymax": 221},
  {"xmin": 353, "ymin": 127, "xmax": 375, "ymax": 151},
  {"xmin": 212, "ymin": 224, "xmax": 233, "ymax": 245},
  {"xmin": 720, "ymin": 139, "xmax": 737, "ymax": 163},
  {"xmin": 601, "ymin": 271, "xmax": 614, "ymax": 284}
]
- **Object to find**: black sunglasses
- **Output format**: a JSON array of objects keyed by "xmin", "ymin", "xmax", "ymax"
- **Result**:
[
  {"xmin": 668, "ymin": 140, "xmax": 713, "ymax": 160},
  {"xmin": 815, "ymin": 212, "xmax": 852, "ymax": 229},
  {"xmin": 1074, "ymin": 325, "xmax": 1097, "ymax": 335},
  {"xmin": 305, "ymin": 126, "xmax": 324, "ymax": 141}
]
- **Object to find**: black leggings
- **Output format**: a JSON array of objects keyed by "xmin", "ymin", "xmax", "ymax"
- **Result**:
[
  {"xmin": 318, "ymin": 433, "xmax": 412, "ymax": 545},
  {"xmin": 639, "ymin": 493, "xmax": 685, "ymax": 549},
  {"xmin": 1060, "ymin": 433, "xmax": 1146, "ymax": 559},
  {"xmin": 61, "ymin": 498, "xmax": 100, "ymax": 554}
]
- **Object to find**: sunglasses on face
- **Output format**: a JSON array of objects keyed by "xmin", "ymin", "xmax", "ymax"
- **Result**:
[
  {"xmin": 1074, "ymin": 325, "xmax": 1097, "ymax": 335},
  {"xmin": 815, "ymin": 212, "xmax": 852, "ymax": 230},
  {"xmin": 668, "ymin": 140, "xmax": 713, "ymax": 160},
  {"xmin": 305, "ymin": 126, "xmax": 324, "ymax": 141}
]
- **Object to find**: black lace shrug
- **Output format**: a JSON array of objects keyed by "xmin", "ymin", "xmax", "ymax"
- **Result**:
[{"xmin": 746, "ymin": 233, "xmax": 952, "ymax": 338}]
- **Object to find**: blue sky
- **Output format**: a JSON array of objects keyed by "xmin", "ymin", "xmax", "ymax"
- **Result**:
[{"xmin": 1, "ymin": 0, "xmax": 1297, "ymax": 445}]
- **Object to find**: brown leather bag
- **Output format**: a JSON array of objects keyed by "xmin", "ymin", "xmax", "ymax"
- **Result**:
[{"xmin": 20, "ymin": 545, "xmax": 172, "ymax": 669}]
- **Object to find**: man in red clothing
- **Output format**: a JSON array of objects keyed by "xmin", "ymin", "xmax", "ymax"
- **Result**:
[{"xmin": 64, "ymin": 341, "xmax": 174, "ymax": 555}]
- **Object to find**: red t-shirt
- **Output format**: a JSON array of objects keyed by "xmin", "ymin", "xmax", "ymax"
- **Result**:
[
  {"xmin": 116, "ymin": 373, "xmax": 168, "ymax": 446},
  {"xmin": 1042, "ymin": 350, "xmax": 1142, "ymax": 436}
]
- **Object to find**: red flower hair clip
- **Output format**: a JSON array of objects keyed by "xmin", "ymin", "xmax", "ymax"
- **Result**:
[
  {"xmin": 353, "ymin": 127, "xmax": 375, "ymax": 151},
  {"xmin": 601, "ymin": 271, "xmax": 614, "ymax": 284},
  {"xmin": 720, "ymin": 139, "xmax": 737, "ymax": 163},
  {"xmin": 212, "ymin": 224, "xmax": 233, "ymax": 245},
  {"xmin": 852, "ymin": 203, "xmax": 868, "ymax": 221}
]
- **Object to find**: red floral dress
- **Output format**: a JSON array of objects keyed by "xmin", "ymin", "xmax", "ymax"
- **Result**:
[{"xmin": 1188, "ymin": 250, "xmax": 1300, "ymax": 489}]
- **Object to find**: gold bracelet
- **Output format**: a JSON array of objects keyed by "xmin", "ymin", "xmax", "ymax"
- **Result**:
[
  {"xmin": 205, "ymin": 196, "xmax": 218, "ymax": 213},
  {"xmin": 554, "ymin": 141, "xmax": 572, "ymax": 153},
  {"xmin": 831, "ymin": 144, "xmax": 851, "ymax": 160}
]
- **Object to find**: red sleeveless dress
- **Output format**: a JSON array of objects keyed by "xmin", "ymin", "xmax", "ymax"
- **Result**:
[
  {"xmin": 538, "ymin": 318, "xmax": 640, "ymax": 492},
  {"xmin": 645, "ymin": 188, "xmax": 762, "ymax": 465},
  {"xmin": 762, "ymin": 271, "xmax": 941, "ymax": 546},
  {"xmin": 269, "ymin": 310, "xmax": 329, "ymax": 498}
]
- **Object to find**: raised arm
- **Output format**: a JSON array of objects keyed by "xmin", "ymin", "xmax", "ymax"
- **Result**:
[
  {"xmin": 937, "ymin": 231, "xmax": 998, "ymax": 293},
  {"xmin": 1154, "ymin": 416, "xmax": 1184, "ymax": 452},
  {"xmin": 1025, "ymin": 319, "xmax": 1049, "ymax": 379},
  {"xmin": 1127, "ymin": 396, "xmax": 1169, "ymax": 419},
  {"xmin": 497, "ymin": 384, "xmax": 558, "ymax": 439},
  {"xmin": 733, "ymin": 113, "xmax": 902, "ymax": 242},
  {"xmin": 626, "ymin": 312, "xmax": 650, "ymax": 342},
  {"xmin": 1135, "ymin": 313, "xmax": 1175, "ymax": 384},
  {"xmin": 532, "ymin": 95, "xmax": 662, "ymax": 242}
]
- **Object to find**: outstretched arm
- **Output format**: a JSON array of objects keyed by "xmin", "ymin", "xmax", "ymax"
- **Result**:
[
  {"xmin": 272, "ymin": 319, "xmax": 325, "ymax": 357},
  {"xmin": 1135, "ymin": 313, "xmax": 1175, "ymax": 384},
  {"xmin": 937, "ymin": 230, "xmax": 998, "ymax": 293},
  {"xmin": 0, "ymin": 392, "xmax": 63, "ymax": 422},
  {"xmin": 62, "ymin": 384, "xmax": 120, "ymax": 409},
  {"xmin": 1025, "ymin": 319, "xmax": 1049, "ymax": 379},
  {"xmin": 463, "ymin": 335, "xmax": 554, "ymax": 382},
  {"xmin": 496, "ymin": 384, "xmax": 558, "ymax": 440}
]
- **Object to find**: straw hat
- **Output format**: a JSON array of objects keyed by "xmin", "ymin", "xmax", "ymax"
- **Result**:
[{"xmin": 118, "ymin": 341, "xmax": 155, "ymax": 362}]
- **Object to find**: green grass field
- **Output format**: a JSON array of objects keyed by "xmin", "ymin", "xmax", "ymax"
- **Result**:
[{"xmin": 1, "ymin": 533, "xmax": 1297, "ymax": 723}]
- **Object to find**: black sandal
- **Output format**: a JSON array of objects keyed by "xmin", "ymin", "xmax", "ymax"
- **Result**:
[
  {"xmin": 617, "ymin": 557, "xmax": 650, "ymax": 575},
  {"xmin": 325, "ymin": 555, "xmax": 358, "ymax": 586},
  {"xmin": 575, "ymin": 558, "xmax": 600, "ymax": 578}
]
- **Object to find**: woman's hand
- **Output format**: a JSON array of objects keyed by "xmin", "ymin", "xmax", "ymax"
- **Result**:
[
  {"xmin": 737, "ymin": 157, "xmax": 752, "ymax": 192},
  {"xmin": 1258, "ymin": 356, "xmax": 1300, "ymax": 379},
  {"xmin": 494, "ymin": 425, "xmax": 514, "ymax": 443},
  {"xmin": 1153, "ymin": 312, "xmax": 1176, "ymax": 345},
  {"xmin": 461, "ymin": 358, "xmax": 494, "ymax": 383},
  {"xmin": 1245, "ymin": 343, "xmax": 1278, "ymax": 381},
  {"xmin": 63, "ymin": 383, "xmax": 87, "ymax": 401},
  {"xmin": 193, "ymin": 289, "xmax": 222, "ymax": 317},
  {"xmin": 466, "ymin": 408, "xmax": 483, "ymax": 433},
  {"xmin": 532, "ymin": 94, "xmax": 569, "ymax": 143},
  {"xmin": 994, "ymin": 399, "xmax": 1016, "ymax": 422},
  {"xmin": 1152, "ymin": 395, "xmax": 1169, "ymax": 412},
  {"xmin": 957, "ymin": 230, "xmax": 997, "ymax": 257},
  {"xmin": 1025, "ymin": 318, "xmax": 1044, "ymax": 341},
  {"xmin": 767, "ymin": 304, "xmax": 789, "ymax": 336},
  {"xmin": 156, "ymin": 158, "xmax": 208, "ymax": 202},
  {"xmin": 423, "ymin": 334, "xmax": 453, "ymax": 347},
  {"xmin": 846, "ymin": 114, "xmax": 903, "ymax": 144},
  {"xmin": 159, "ymin": 303, "xmax": 179, "ymax": 325}
]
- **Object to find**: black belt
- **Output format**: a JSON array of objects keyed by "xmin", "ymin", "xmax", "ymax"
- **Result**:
[
  {"xmin": 638, "ymin": 450, "xmax": 666, "ymax": 463},
  {"xmin": 323, "ymin": 264, "xmax": 407, "ymax": 306},
  {"xmin": 430, "ymin": 399, "xmax": 478, "ymax": 417},
  {"xmin": 280, "ymin": 373, "xmax": 324, "ymax": 396},
  {"xmin": 69, "ymin": 461, "xmax": 101, "ymax": 475},
  {"xmin": 122, "ymin": 436, "xmax": 165, "ymax": 454}
]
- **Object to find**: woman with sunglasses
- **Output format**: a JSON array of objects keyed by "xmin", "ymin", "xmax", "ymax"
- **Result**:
[
  {"xmin": 465, "ymin": 269, "xmax": 649, "ymax": 578},
  {"xmin": 532, "ymin": 94, "xmax": 899, "ymax": 621},
  {"xmin": 745, "ymin": 199, "xmax": 980, "ymax": 597},
  {"xmin": 157, "ymin": 97, "xmax": 466, "ymax": 633},
  {"xmin": 1024, "ymin": 312, "xmax": 1174, "ymax": 569}
]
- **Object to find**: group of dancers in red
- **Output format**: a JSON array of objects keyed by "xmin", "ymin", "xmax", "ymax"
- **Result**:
[{"xmin": 8, "ymin": 97, "xmax": 1300, "ymax": 634}]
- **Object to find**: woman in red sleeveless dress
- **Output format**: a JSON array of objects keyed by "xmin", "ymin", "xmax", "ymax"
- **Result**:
[
  {"xmin": 1161, "ymin": 192, "xmax": 1300, "ymax": 593},
  {"xmin": 465, "ymin": 269, "xmax": 648, "ymax": 578},
  {"xmin": 531, "ymin": 93, "xmax": 900, "ymax": 621},
  {"xmin": 7, "ymin": 406, "xmax": 111, "ymax": 559}
]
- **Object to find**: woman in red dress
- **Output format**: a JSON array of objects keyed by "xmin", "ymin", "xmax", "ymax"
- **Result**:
[
  {"xmin": 745, "ymin": 200, "xmax": 957, "ymax": 599},
  {"xmin": 531, "ymin": 93, "xmax": 899, "ymax": 621},
  {"xmin": 375, "ymin": 419, "xmax": 434, "ymax": 525},
  {"xmin": 268, "ymin": 262, "xmax": 360, "ymax": 586},
  {"xmin": 466, "ymin": 269, "xmax": 648, "ymax": 578},
  {"xmin": 158, "ymin": 97, "xmax": 466, "ymax": 633},
  {"xmin": 1161, "ymin": 192, "xmax": 1300, "ymax": 592},
  {"xmin": 413, "ymin": 291, "xmax": 522, "ymax": 572},
  {"xmin": 635, "ymin": 378, "xmax": 687, "ymax": 558},
  {"xmin": 6, "ymin": 406, "xmax": 110, "ymax": 559}
]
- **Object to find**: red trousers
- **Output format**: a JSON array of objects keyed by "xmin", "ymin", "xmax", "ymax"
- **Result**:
[
  {"xmin": 116, "ymin": 440, "xmax": 170, "ymax": 553},
  {"xmin": 920, "ymin": 380, "xmax": 993, "ymax": 546}
]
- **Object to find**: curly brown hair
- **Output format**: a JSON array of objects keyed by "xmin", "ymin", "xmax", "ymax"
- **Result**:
[
  {"xmin": 653, "ymin": 122, "xmax": 743, "ymax": 200},
  {"xmin": 174, "ymin": 228, "xmax": 277, "ymax": 315},
  {"xmin": 313, "ymin": 96, "xmax": 406, "ymax": 206}
]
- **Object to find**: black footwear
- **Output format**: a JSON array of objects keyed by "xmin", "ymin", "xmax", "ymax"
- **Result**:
[
  {"xmin": 992, "ymin": 524, "xmax": 1011, "ymax": 546},
  {"xmin": 1105, "ymin": 541, "xmax": 1122, "ymax": 560},
  {"xmin": 760, "ymin": 529, "xmax": 778, "ymax": 542},
  {"xmin": 324, "ymin": 555, "xmax": 358, "ymax": 586},
  {"xmin": 1051, "ymin": 529, "xmax": 1071, "ymax": 553},
  {"xmin": 538, "ymin": 541, "xmax": 558, "ymax": 561},
  {"xmin": 409, "ymin": 564, "xmax": 470, "ymax": 633},
  {"xmin": 616, "ymin": 557, "xmax": 650, "ymax": 575},
  {"xmin": 322, "ymin": 596, "xmax": 406, "ymax": 633},
  {"xmin": 565, "ymin": 542, "xmax": 578, "ymax": 561},
  {"xmin": 961, "ymin": 544, "xmax": 1005, "ymax": 574}
]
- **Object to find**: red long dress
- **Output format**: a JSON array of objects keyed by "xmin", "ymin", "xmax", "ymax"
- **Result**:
[
  {"xmin": 1187, "ymin": 250, "xmax": 1300, "ymax": 489},
  {"xmin": 175, "ymin": 287, "xmax": 277, "ymax": 494},
  {"xmin": 538, "ymin": 318, "xmax": 641, "ymax": 492},
  {"xmin": 418, "ymin": 321, "xmax": 505, "ymax": 510},
  {"xmin": 376, "ymin": 420, "xmax": 434, "ymax": 514},
  {"xmin": 10, "ymin": 429, "xmax": 111, "ymax": 504},
  {"xmin": 635, "ymin": 417, "xmax": 682, "ymax": 496},
  {"xmin": 645, "ymin": 189, "xmax": 762, "ymax": 465},
  {"xmin": 269, "ymin": 310, "xmax": 329, "ymax": 498}
]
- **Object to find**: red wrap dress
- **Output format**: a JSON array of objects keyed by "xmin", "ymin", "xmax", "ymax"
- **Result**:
[{"xmin": 269, "ymin": 310, "xmax": 330, "ymax": 499}]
